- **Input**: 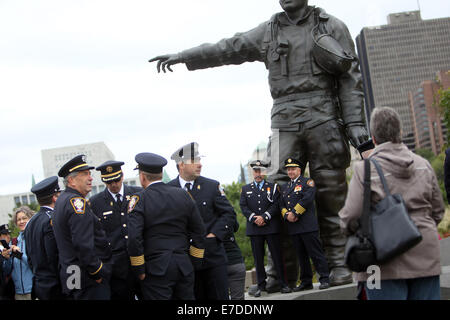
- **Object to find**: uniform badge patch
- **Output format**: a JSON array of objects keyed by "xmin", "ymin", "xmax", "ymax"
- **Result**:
[
  {"xmin": 128, "ymin": 195, "xmax": 139, "ymax": 213},
  {"xmin": 126, "ymin": 195, "xmax": 131, "ymax": 201},
  {"xmin": 106, "ymin": 166, "xmax": 113, "ymax": 173},
  {"xmin": 307, "ymin": 179, "xmax": 315, "ymax": 187},
  {"xmin": 70, "ymin": 197, "xmax": 86, "ymax": 214},
  {"xmin": 294, "ymin": 185, "xmax": 302, "ymax": 192}
]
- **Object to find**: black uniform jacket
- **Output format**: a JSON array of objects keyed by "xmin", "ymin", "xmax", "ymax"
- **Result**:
[
  {"xmin": 278, "ymin": 176, "xmax": 319, "ymax": 235},
  {"xmin": 53, "ymin": 187, "xmax": 112, "ymax": 293},
  {"xmin": 127, "ymin": 182, "xmax": 206, "ymax": 276},
  {"xmin": 168, "ymin": 176, "xmax": 237, "ymax": 269},
  {"xmin": 89, "ymin": 184, "xmax": 142, "ymax": 279},
  {"xmin": 239, "ymin": 181, "xmax": 282, "ymax": 236},
  {"xmin": 24, "ymin": 207, "xmax": 59, "ymax": 285}
]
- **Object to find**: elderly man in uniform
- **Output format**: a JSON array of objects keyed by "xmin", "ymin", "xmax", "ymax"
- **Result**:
[
  {"xmin": 90, "ymin": 161, "xmax": 142, "ymax": 300},
  {"xmin": 24, "ymin": 176, "xmax": 64, "ymax": 300},
  {"xmin": 53, "ymin": 155, "xmax": 112, "ymax": 300},
  {"xmin": 280, "ymin": 158, "xmax": 330, "ymax": 291},
  {"xmin": 240, "ymin": 160, "xmax": 290, "ymax": 297},
  {"xmin": 168, "ymin": 142, "xmax": 237, "ymax": 300},
  {"xmin": 149, "ymin": 0, "xmax": 368, "ymax": 286},
  {"xmin": 127, "ymin": 152, "xmax": 206, "ymax": 300}
]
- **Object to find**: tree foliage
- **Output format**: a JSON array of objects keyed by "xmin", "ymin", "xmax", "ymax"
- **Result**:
[{"xmin": 438, "ymin": 87, "xmax": 450, "ymax": 147}]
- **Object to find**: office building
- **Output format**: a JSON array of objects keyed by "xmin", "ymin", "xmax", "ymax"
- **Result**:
[
  {"xmin": 356, "ymin": 11, "xmax": 450, "ymax": 149},
  {"xmin": 409, "ymin": 70, "xmax": 449, "ymax": 155}
]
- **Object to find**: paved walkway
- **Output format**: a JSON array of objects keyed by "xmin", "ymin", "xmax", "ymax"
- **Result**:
[{"xmin": 245, "ymin": 282, "xmax": 358, "ymax": 300}]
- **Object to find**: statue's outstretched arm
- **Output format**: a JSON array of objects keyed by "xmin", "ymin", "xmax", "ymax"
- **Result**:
[{"xmin": 148, "ymin": 54, "xmax": 182, "ymax": 73}]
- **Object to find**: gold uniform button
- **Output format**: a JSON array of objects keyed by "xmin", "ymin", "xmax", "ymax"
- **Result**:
[
  {"xmin": 123, "ymin": 224, "xmax": 126, "ymax": 227},
  {"xmin": 125, "ymin": 235, "xmax": 128, "ymax": 239}
]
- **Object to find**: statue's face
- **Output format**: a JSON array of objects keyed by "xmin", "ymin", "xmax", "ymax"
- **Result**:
[{"xmin": 279, "ymin": 0, "xmax": 308, "ymax": 12}]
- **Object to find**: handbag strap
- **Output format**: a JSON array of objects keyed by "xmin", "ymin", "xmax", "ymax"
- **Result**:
[
  {"xmin": 370, "ymin": 158, "xmax": 392, "ymax": 196},
  {"xmin": 360, "ymin": 159, "xmax": 371, "ymax": 237}
]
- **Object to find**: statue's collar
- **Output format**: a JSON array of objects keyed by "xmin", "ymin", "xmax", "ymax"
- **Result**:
[{"xmin": 280, "ymin": 6, "xmax": 315, "ymax": 26}]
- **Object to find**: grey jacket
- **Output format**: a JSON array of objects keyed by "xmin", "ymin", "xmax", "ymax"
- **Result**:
[{"xmin": 339, "ymin": 142, "xmax": 445, "ymax": 281}]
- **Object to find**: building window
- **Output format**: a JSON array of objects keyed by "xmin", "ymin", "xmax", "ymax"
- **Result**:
[
  {"xmin": 14, "ymin": 197, "xmax": 20, "ymax": 206},
  {"xmin": 21, "ymin": 195, "xmax": 29, "ymax": 205},
  {"xmin": 29, "ymin": 194, "xmax": 36, "ymax": 204}
]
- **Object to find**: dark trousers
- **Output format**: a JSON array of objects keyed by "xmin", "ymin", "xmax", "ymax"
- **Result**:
[
  {"xmin": 33, "ymin": 278, "xmax": 65, "ymax": 300},
  {"xmin": 251, "ymin": 234, "xmax": 287, "ymax": 289},
  {"xmin": 69, "ymin": 281, "xmax": 111, "ymax": 300},
  {"xmin": 140, "ymin": 262, "xmax": 195, "ymax": 300},
  {"xmin": 227, "ymin": 262, "xmax": 246, "ymax": 300},
  {"xmin": 291, "ymin": 231, "xmax": 329, "ymax": 285},
  {"xmin": 194, "ymin": 264, "xmax": 229, "ymax": 300},
  {"xmin": 110, "ymin": 272, "xmax": 142, "ymax": 300}
]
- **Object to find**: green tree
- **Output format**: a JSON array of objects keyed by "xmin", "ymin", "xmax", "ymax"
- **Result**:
[
  {"xmin": 415, "ymin": 148, "xmax": 436, "ymax": 162},
  {"xmin": 438, "ymin": 87, "xmax": 450, "ymax": 147},
  {"xmin": 431, "ymin": 151, "xmax": 448, "ymax": 204},
  {"xmin": 223, "ymin": 181, "xmax": 255, "ymax": 270}
]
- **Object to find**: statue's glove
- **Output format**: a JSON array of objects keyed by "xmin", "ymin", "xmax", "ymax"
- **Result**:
[
  {"xmin": 345, "ymin": 123, "xmax": 369, "ymax": 149},
  {"xmin": 148, "ymin": 53, "xmax": 183, "ymax": 73}
]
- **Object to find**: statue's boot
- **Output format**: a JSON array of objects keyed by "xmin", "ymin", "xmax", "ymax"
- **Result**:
[{"xmin": 320, "ymin": 216, "xmax": 353, "ymax": 286}]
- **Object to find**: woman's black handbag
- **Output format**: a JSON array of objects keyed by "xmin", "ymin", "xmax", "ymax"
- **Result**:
[
  {"xmin": 369, "ymin": 159, "xmax": 422, "ymax": 263},
  {"xmin": 344, "ymin": 159, "xmax": 377, "ymax": 272},
  {"xmin": 344, "ymin": 158, "xmax": 423, "ymax": 272}
]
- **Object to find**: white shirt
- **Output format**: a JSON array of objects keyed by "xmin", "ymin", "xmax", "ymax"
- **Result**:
[
  {"xmin": 149, "ymin": 180, "xmax": 162, "ymax": 187},
  {"xmin": 108, "ymin": 184, "xmax": 124, "ymax": 202},
  {"xmin": 178, "ymin": 176, "xmax": 195, "ymax": 191}
]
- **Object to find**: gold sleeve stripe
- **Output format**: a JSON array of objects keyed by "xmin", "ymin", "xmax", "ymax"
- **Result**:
[
  {"xmin": 189, "ymin": 246, "xmax": 205, "ymax": 259},
  {"xmin": 130, "ymin": 255, "xmax": 145, "ymax": 266},
  {"xmin": 294, "ymin": 204, "xmax": 306, "ymax": 215},
  {"xmin": 90, "ymin": 262, "xmax": 103, "ymax": 275},
  {"xmin": 281, "ymin": 208, "xmax": 288, "ymax": 218}
]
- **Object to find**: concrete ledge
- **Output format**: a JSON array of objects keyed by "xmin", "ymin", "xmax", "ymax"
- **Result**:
[{"xmin": 245, "ymin": 282, "xmax": 358, "ymax": 300}]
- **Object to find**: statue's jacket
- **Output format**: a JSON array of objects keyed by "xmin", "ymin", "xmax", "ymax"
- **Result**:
[{"xmin": 180, "ymin": 6, "xmax": 365, "ymax": 130}]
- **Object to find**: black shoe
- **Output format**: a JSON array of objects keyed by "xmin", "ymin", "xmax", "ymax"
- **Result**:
[
  {"xmin": 329, "ymin": 267, "xmax": 353, "ymax": 287},
  {"xmin": 254, "ymin": 289, "xmax": 262, "ymax": 297},
  {"xmin": 280, "ymin": 286, "xmax": 292, "ymax": 294},
  {"xmin": 319, "ymin": 282, "xmax": 330, "ymax": 290},
  {"xmin": 293, "ymin": 283, "xmax": 313, "ymax": 292}
]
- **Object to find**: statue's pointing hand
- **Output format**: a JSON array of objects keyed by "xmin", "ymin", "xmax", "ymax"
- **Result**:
[{"xmin": 148, "ymin": 54, "xmax": 182, "ymax": 73}]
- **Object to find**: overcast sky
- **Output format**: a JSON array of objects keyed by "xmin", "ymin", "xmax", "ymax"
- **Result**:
[{"xmin": 1, "ymin": 0, "xmax": 449, "ymax": 195}]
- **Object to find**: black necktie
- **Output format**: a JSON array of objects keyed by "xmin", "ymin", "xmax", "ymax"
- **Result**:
[
  {"xmin": 185, "ymin": 183, "xmax": 192, "ymax": 192},
  {"xmin": 116, "ymin": 194, "xmax": 122, "ymax": 207}
]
